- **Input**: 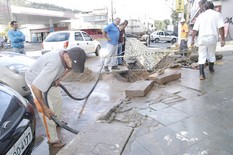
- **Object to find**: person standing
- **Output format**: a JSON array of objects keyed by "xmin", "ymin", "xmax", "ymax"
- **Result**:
[
  {"xmin": 117, "ymin": 20, "xmax": 128, "ymax": 65},
  {"xmin": 8, "ymin": 20, "xmax": 25, "ymax": 54},
  {"xmin": 191, "ymin": 1, "xmax": 225, "ymax": 80},
  {"xmin": 121, "ymin": 20, "xmax": 128, "ymax": 63},
  {"xmin": 179, "ymin": 18, "xmax": 189, "ymax": 56},
  {"xmin": 198, "ymin": 0, "xmax": 207, "ymax": 14},
  {"xmin": 25, "ymin": 47, "xmax": 86, "ymax": 148},
  {"xmin": 102, "ymin": 17, "xmax": 121, "ymax": 71}
]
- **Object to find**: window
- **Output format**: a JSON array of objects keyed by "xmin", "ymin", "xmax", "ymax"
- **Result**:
[
  {"xmin": 82, "ymin": 32, "xmax": 92, "ymax": 41},
  {"xmin": 45, "ymin": 32, "xmax": 70, "ymax": 42},
  {"xmin": 74, "ymin": 32, "xmax": 83, "ymax": 41}
]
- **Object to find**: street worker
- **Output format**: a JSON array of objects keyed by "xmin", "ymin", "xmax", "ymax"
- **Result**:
[
  {"xmin": 179, "ymin": 18, "xmax": 189, "ymax": 56},
  {"xmin": 102, "ymin": 17, "xmax": 121, "ymax": 72},
  {"xmin": 117, "ymin": 21, "xmax": 128, "ymax": 65},
  {"xmin": 25, "ymin": 47, "xmax": 86, "ymax": 148},
  {"xmin": 191, "ymin": 1, "xmax": 225, "ymax": 80},
  {"xmin": 8, "ymin": 20, "xmax": 26, "ymax": 54},
  {"xmin": 198, "ymin": 0, "xmax": 207, "ymax": 14}
]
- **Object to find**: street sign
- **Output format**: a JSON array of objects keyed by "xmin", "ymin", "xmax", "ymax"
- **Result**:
[{"xmin": 176, "ymin": 0, "xmax": 184, "ymax": 13}]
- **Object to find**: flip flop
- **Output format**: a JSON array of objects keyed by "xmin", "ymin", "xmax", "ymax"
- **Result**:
[{"xmin": 48, "ymin": 141, "xmax": 66, "ymax": 148}]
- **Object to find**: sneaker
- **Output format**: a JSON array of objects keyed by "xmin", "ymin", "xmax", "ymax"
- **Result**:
[
  {"xmin": 104, "ymin": 66, "xmax": 109, "ymax": 72},
  {"xmin": 111, "ymin": 66, "xmax": 120, "ymax": 70}
]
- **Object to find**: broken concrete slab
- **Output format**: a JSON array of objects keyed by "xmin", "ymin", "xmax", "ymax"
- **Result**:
[
  {"xmin": 57, "ymin": 123, "xmax": 133, "ymax": 155},
  {"xmin": 125, "ymin": 80, "xmax": 154, "ymax": 97},
  {"xmin": 148, "ymin": 69, "xmax": 181, "ymax": 85}
]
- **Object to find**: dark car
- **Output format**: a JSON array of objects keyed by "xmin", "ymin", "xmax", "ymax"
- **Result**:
[{"xmin": 0, "ymin": 83, "xmax": 36, "ymax": 155}]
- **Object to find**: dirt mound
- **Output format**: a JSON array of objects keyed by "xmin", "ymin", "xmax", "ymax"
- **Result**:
[{"xmin": 62, "ymin": 67, "xmax": 97, "ymax": 83}]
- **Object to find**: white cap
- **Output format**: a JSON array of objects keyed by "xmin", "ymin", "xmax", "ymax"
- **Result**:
[{"xmin": 180, "ymin": 18, "xmax": 185, "ymax": 22}]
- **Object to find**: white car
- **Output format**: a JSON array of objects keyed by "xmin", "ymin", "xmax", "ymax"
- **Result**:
[
  {"xmin": 41, "ymin": 30, "xmax": 101, "ymax": 56},
  {"xmin": 150, "ymin": 31, "xmax": 177, "ymax": 43},
  {"xmin": 0, "ymin": 52, "xmax": 35, "ymax": 97}
]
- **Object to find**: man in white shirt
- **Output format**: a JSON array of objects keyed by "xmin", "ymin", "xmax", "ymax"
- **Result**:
[{"xmin": 191, "ymin": 1, "xmax": 225, "ymax": 80}]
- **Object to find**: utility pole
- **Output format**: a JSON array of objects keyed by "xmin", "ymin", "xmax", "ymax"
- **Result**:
[{"xmin": 111, "ymin": 0, "xmax": 113, "ymax": 22}]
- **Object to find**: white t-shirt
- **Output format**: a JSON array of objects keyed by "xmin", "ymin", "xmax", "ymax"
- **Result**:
[
  {"xmin": 193, "ymin": 9, "xmax": 224, "ymax": 45},
  {"xmin": 25, "ymin": 50, "xmax": 66, "ymax": 92}
]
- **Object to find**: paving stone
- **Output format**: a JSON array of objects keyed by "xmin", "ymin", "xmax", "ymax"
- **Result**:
[
  {"xmin": 125, "ymin": 80, "xmax": 154, "ymax": 97},
  {"xmin": 178, "ymin": 132, "xmax": 233, "ymax": 155},
  {"xmin": 57, "ymin": 123, "xmax": 133, "ymax": 155},
  {"xmin": 139, "ymin": 107, "xmax": 190, "ymax": 126},
  {"xmin": 148, "ymin": 69, "xmax": 181, "ymax": 85}
]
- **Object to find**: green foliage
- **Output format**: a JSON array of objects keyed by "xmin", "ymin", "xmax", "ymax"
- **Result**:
[
  {"xmin": 164, "ymin": 19, "xmax": 170, "ymax": 26},
  {"xmin": 171, "ymin": 10, "xmax": 179, "ymax": 25},
  {"xmin": 154, "ymin": 20, "xmax": 166, "ymax": 31},
  {"xmin": 0, "ymin": 26, "xmax": 10, "ymax": 37}
]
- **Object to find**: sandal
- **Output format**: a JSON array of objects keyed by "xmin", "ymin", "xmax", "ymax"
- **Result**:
[{"xmin": 48, "ymin": 140, "xmax": 66, "ymax": 148}]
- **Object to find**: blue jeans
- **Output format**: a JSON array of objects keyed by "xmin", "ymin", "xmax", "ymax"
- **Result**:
[{"xmin": 117, "ymin": 43, "xmax": 123, "ymax": 65}]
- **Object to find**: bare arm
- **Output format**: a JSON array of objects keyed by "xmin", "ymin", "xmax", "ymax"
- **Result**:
[
  {"xmin": 191, "ymin": 30, "xmax": 198, "ymax": 46},
  {"xmin": 219, "ymin": 27, "xmax": 225, "ymax": 47},
  {"xmin": 31, "ymin": 84, "xmax": 55, "ymax": 119},
  {"xmin": 102, "ymin": 30, "xmax": 110, "ymax": 41}
]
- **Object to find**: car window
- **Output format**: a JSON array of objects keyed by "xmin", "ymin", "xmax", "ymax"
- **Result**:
[
  {"xmin": 0, "ymin": 91, "xmax": 12, "ymax": 120},
  {"xmin": 82, "ymin": 32, "xmax": 93, "ymax": 41},
  {"xmin": 165, "ymin": 32, "xmax": 170, "ymax": 36},
  {"xmin": 45, "ymin": 32, "xmax": 70, "ymax": 42},
  {"xmin": 74, "ymin": 32, "xmax": 84, "ymax": 41},
  {"xmin": 158, "ymin": 32, "xmax": 163, "ymax": 35}
]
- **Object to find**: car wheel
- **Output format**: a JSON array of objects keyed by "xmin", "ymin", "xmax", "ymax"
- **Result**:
[
  {"xmin": 172, "ymin": 38, "xmax": 176, "ymax": 43},
  {"xmin": 155, "ymin": 38, "xmax": 160, "ymax": 43},
  {"xmin": 95, "ymin": 45, "xmax": 101, "ymax": 56}
]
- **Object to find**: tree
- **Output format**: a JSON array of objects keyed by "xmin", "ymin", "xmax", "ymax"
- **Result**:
[
  {"xmin": 154, "ymin": 20, "xmax": 166, "ymax": 31},
  {"xmin": 164, "ymin": 0, "xmax": 189, "ymax": 25}
]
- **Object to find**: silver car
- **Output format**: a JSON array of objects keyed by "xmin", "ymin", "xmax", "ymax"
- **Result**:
[
  {"xmin": 0, "ymin": 52, "xmax": 35, "ymax": 97},
  {"xmin": 150, "ymin": 31, "xmax": 177, "ymax": 43}
]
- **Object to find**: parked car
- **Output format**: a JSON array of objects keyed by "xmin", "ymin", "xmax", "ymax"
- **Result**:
[
  {"xmin": 165, "ymin": 30, "xmax": 178, "ymax": 37},
  {"xmin": 150, "ymin": 31, "xmax": 177, "ymax": 43},
  {"xmin": 0, "ymin": 83, "xmax": 36, "ymax": 155},
  {"xmin": 41, "ymin": 30, "xmax": 101, "ymax": 56},
  {"xmin": 0, "ymin": 52, "xmax": 35, "ymax": 97}
]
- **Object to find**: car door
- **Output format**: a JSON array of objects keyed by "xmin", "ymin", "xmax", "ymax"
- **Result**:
[
  {"xmin": 164, "ymin": 32, "xmax": 171, "ymax": 41},
  {"xmin": 158, "ymin": 32, "xmax": 166, "ymax": 41},
  {"xmin": 81, "ymin": 31, "xmax": 95, "ymax": 53},
  {"xmin": 71, "ymin": 31, "xmax": 89, "ymax": 52}
]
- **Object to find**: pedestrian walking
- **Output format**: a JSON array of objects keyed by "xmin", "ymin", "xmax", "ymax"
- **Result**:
[
  {"xmin": 25, "ymin": 47, "xmax": 86, "ymax": 148},
  {"xmin": 102, "ymin": 17, "xmax": 121, "ymax": 71},
  {"xmin": 8, "ymin": 21, "xmax": 26, "ymax": 54},
  {"xmin": 191, "ymin": 1, "xmax": 225, "ymax": 80}
]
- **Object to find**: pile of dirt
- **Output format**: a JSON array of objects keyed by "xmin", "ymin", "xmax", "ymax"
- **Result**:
[{"xmin": 62, "ymin": 67, "xmax": 97, "ymax": 83}]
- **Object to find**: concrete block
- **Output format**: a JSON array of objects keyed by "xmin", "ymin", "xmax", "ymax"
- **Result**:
[
  {"xmin": 125, "ymin": 80, "xmax": 154, "ymax": 97},
  {"xmin": 148, "ymin": 69, "xmax": 181, "ymax": 85},
  {"xmin": 57, "ymin": 123, "xmax": 133, "ymax": 155}
]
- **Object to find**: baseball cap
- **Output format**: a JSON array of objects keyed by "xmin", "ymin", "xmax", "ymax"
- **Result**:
[{"xmin": 66, "ymin": 47, "xmax": 86, "ymax": 73}]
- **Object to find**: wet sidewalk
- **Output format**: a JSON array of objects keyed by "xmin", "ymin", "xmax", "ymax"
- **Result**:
[{"xmin": 57, "ymin": 42, "xmax": 233, "ymax": 155}]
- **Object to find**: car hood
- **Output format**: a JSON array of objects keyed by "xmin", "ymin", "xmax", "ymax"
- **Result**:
[{"xmin": 0, "ymin": 52, "xmax": 35, "ymax": 67}]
